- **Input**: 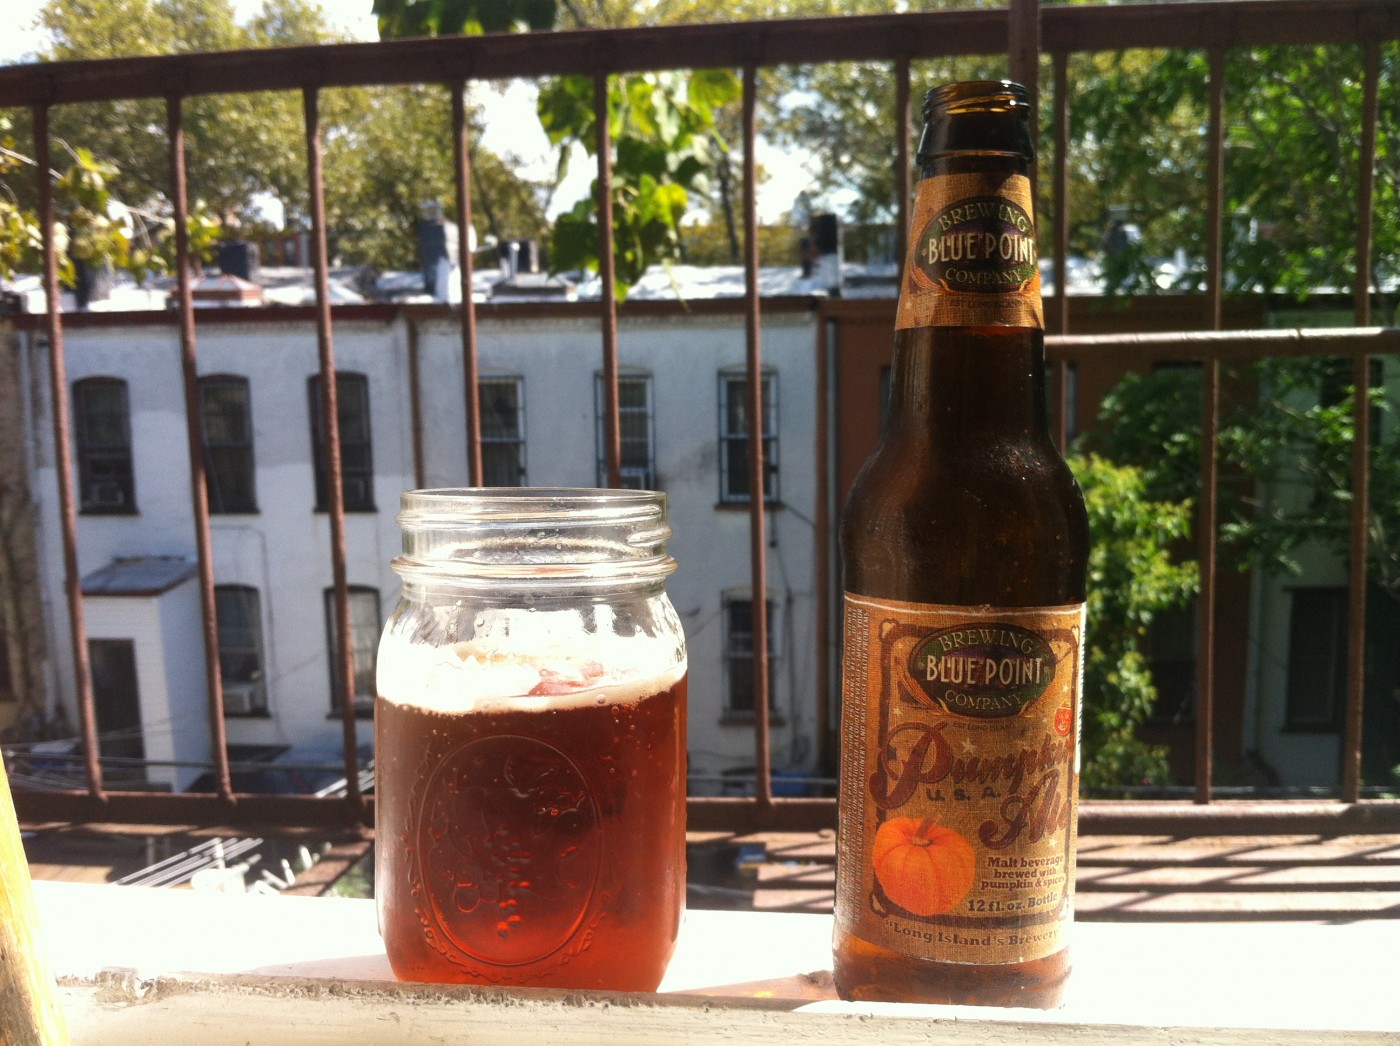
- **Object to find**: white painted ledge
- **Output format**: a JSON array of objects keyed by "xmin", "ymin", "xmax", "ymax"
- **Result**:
[{"xmin": 32, "ymin": 881, "xmax": 1400, "ymax": 1044}]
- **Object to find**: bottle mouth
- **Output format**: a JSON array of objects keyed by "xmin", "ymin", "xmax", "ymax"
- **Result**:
[
  {"xmin": 918, "ymin": 79, "xmax": 1036, "ymax": 166},
  {"xmin": 392, "ymin": 487, "xmax": 675, "ymax": 589},
  {"xmin": 923, "ymin": 80, "xmax": 1031, "ymax": 117}
]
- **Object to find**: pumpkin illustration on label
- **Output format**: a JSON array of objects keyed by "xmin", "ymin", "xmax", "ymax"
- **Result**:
[{"xmin": 872, "ymin": 816, "xmax": 976, "ymax": 916}]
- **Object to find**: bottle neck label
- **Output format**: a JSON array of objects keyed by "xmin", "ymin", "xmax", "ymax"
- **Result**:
[
  {"xmin": 835, "ymin": 595, "xmax": 1082, "ymax": 965},
  {"xmin": 896, "ymin": 172, "xmax": 1043, "ymax": 331}
]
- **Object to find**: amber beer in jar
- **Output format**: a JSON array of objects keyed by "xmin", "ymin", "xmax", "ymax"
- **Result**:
[
  {"xmin": 834, "ymin": 81, "xmax": 1090, "ymax": 1008},
  {"xmin": 376, "ymin": 489, "xmax": 687, "ymax": 991}
]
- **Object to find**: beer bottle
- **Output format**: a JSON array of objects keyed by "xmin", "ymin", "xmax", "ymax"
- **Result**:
[{"xmin": 833, "ymin": 80, "xmax": 1090, "ymax": 1008}]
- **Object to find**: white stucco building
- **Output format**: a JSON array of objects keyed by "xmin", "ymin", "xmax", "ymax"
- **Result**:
[{"xmin": 6, "ymin": 293, "xmax": 828, "ymax": 795}]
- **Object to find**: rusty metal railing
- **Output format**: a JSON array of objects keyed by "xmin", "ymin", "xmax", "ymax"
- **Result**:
[{"xmin": 2, "ymin": 1, "xmax": 1398, "ymax": 835}]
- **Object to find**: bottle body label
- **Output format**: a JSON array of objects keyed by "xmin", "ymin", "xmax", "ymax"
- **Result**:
[
  {"xmin": 836, "ymin": 595, "xmax": 1083, "ymax": 965},
  {"xmin": 896, "ymin": 172, "xmax": 1043, "ymax": 330}
]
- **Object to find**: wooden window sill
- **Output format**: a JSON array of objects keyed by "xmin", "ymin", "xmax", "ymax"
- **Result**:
[{"xmin": 33, "ymin": 880, "xmax": 1397, "ymax": 1043}]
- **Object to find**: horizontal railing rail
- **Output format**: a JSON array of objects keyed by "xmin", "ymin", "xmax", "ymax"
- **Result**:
[
  {"xmin": 1, "ymin": 1, "xmax": 1397, "ymax": 836},
  {"xmin": 2, "ymin": 2, "xmax": 1397, "ymax": 106}
]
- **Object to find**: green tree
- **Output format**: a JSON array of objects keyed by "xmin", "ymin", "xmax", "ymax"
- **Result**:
[
  {"xmin": 26, "ymin": 0, "xmax": 331, "ymax": 230},
  {"xmin": 0, "ymin": 115, "xmax": 218, "ymax": 287},
  {"xmin": 321, "ymin": 82, "xmax": 550, "ymax": 270},
  {"xmin": 375, "ymin": 0, "xmax": 742, "ymax": 299},
  {"xmin": 7, "ymin": 0, "xmax": 547, "ymax": 276},
  {"xmin": 538, "ymin": 69, "xmax": 739, "ymax": 296},
  {"xmin": 372, "ymin": 0, "xmax": 556, "ymax": 36},
  {"xmin": 1084, "ymin": 360, "xmax": 1400, "ymax": 601},
  {"xmin": 1070, "ymin": 43, "xmax": 1399, "ymax": 305},
  {"xmin": 1070, "ymin": 454, "xmax": 1198, "ymax": 793}
]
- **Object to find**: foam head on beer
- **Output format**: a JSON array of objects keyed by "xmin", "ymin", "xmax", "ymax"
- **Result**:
[{"xmin": 377, "ymin": 604, "xmax": 686, "ymax": 713}]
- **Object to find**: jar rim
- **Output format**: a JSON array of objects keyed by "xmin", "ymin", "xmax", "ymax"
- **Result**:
[
  {"xmin": 392, "ymin": 487, "xmax": 675, "ymax": 589},
  {"xmin": 397, "ymin": 487, "xmax": 666, "ymax": 527}
]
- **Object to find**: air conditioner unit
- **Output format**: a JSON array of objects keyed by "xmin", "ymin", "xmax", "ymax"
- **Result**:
[
  {"xmin": 223, "ymin": 683, "xmax": 259, "ymax": 716},
  {"xmin": 88, "ymin": 481, "xmax": 126, "ymax": 507}
]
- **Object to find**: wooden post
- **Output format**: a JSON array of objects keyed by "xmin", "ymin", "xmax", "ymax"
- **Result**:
[{"xmin": 0, "ymin": 757, "xmax": 70, "ymax": 1045}]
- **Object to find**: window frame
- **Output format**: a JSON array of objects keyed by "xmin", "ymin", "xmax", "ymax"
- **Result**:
[
  {"xmin": 1284, "ymin": 586, "xmax": 1348, "ymax": 733},
  {"xmin": 478, "ymin": 375, "xmax": 527, "ymax": 487},
  {"xmin": 308, "ymin": 372, "xmax": 375, "ymax": 513},
  {"xmin": 717, "ymin": 368, "xmax": 779, "ymax": 505},
  {"xmin": 1143, "ymin": 598, "xmax": 1198, "ymax": 727},
  {"xmin": 595, "ymin": 371, "xmax": 656, "ymax": 490},
  {"xmin": 324, "ymin": 585, "xmax": 381, "ymax": 719},
  {"xmin": 722, "ymin": 594, "xmax": 780, "ymax": 723},
  {"xmin": 199, "ymin": 374, "xmax": 258, "ymax": 515},
  {"xmin": 214, "ymin": 584, "xmax": 268, "ymax": 717},
  {"xmin": 72, "ymin": 376, "xmax": 136, "ymax": 515}
]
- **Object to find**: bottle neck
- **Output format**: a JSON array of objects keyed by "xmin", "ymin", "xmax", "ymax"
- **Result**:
[
  {"xmin": 887, "ymin": 325, "xmax": 1049, "ymax": 445},
  {"xmin": 892, "ymin": 135, "xmax": 1046, "ymax": 444}
]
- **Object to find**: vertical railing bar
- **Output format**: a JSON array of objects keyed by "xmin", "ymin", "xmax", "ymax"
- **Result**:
[
  {"xmin": 1008, "ymin": 0, "xmax": 1040, "ymax": 118},
  {"xmin": 1196, "ymin": 356, "xmax": 1220, "ymax": 805},
  {"xmin": 1193, "ymin": 48, "xmax": 1227, "ymax": 804},
  {"xmin": 166, "ymin": 94, "xmax": 232, "ymax": 802},
  {"xmin": 1051, "ymin": 49, "xmax": 1071, "ymax": 449},
  {"xmin": 813, "ymin": 309, "xmax": 832, "ymax": 783},
  {"xmin": 303, "ymin": 86, "xmax": 362, "ymax": 809},
  {"xmin": 1052, "ymin": 50, "xmax": 1069, "ymax": 338},
  {"xmin": 1341, "ymin": 40, "xmax": 1380, "ymax": 804},
  {"xmin": 452, "ymin": 82, "xmax": 484, "ymax": 487},
  {"xmin": 33, "ymin": 104, "xmax": 104, "ymax": 801},
  {"xmin": 1205, "ymin": 48, "xmax": 1226, "ymax": 331},
  {"xmin": 1352, "ymin": 41, "xmax": 1379, "ymax": 328},
  {"xmin": 594, "ymin": 72, "xmax": 622, "ymax": 490},
  {"xmin": 1342, "ymin": 350, "xmax": 1371, "ymax": 803},
  {"xmin": 407, "ymin": 319, "xmax": 425, "ymax": 489},
  {"xmin": 741, "ymin": 64, "xmax": 773, "ymax": 808},
  {"xmin": 894, "ymin": 56, "xmax": 911, "ymax": 276}
]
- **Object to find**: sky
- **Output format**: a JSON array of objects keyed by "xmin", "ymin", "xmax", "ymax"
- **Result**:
[{"xmin": 1, "ymin": 0, "xmax": 808, "ymax": 225}]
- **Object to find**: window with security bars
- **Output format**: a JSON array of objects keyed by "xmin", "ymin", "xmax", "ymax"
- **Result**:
[
  {"xmin": 214, "ymin": 585, "xmax": 267, "ymax": 716},
  {"xmin": 479, "ymin": 376, "xmax": 526, "ymax": 487},
  {"xmin": 723, "ymin": 596, "xmax": 777, "ymax": 720},
  {"xmin": 199, "ymin": 375, "xmax": 257, "ymax": 514},
  {"xmin": 718, "ymin": 369, "xmax": 778, "ymax": 504},
  {"xmin": 325, "ymin": 585, "xmax": 380, "ymax": 717},
  {"xmin": 308, "ymin": 373, "xmax": 375, "ymax": 512},
  {"xmin": 1144, "ymin": 598, "xmax": 1197, "ymax": 726},
  {"xmin": 73, "ymin": 377, "xmax": 136, "ymax": 513},
  {"xmin": 595, "ymin": 373, "xmax": 655, "ymax": 489},
  {"xmin": 1285, "ymin": 587, "xmax": 1348, "ymax": 732}
]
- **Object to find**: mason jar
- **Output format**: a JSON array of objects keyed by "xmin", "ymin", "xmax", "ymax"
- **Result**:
[{"xmin": 375, "ymin": 488, "xmax": 687, "ymax": 991}]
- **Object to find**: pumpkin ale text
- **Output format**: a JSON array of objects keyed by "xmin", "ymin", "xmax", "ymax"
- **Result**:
[{"xmin": 834, "ymin": 82, "xmax": 1090, "ymax": 1008}]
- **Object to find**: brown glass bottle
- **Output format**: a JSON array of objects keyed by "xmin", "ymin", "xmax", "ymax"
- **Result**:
[{"xmin": 833, "ymin": 82, "xmax": 1090, "ymax": 1008}]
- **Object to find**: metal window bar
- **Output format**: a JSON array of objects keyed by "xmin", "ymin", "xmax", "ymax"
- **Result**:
[
  {"xmin": 303, "ymin": 86, "xmax": 363, "ymax": 812},
  {"xmin": 1051, "ymin": 50, "xmax": 1071, "ymax": 449},
  {"xmin": 4, "ymin": 3, "xmax": 1398, "ymax": 834},
  {"xmin": 452, "ymin": 83, "xmax": 484, "ymax": 487},
  {"xmin": 595, "ymin": 72, "xmax": 622, "ymax": 491},
  {"xmin": 32, "ymin": 103, "xmax": 102, "ymax": 802},
  {"xmin": 741, "ymin": 63, "xmax": 773, "ymax": 810},
  {"xmin": 167, "ymin": 94, "xmax": 232, "ymax": 803},
  {"xmin": 1344, "ymin": 37, "xmax": 1383, "ymax": 804}
]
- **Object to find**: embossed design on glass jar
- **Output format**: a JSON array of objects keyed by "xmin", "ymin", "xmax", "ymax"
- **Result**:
[{"xmin": 417, "ymin": 733, "xmax": 602, "ymax": 967}]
